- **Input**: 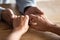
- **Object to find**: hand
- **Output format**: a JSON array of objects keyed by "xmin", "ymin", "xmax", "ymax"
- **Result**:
[
  {"xmin": 8, "ymin": 15, "xmax": 29, "ymax": 40},
  {"xmin": 25, "ymin": 7, "xmax": 55, "ymax": 31},
  {"xmin": 13, "ymin": 15, "xmax": 29, "ymax": 34}
]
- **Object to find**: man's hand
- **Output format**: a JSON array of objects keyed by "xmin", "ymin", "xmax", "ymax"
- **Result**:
[
  {"xmin": 25, "ymin": 7, "xmax": 60, "ymax": 35},
  {"xmin": 25, "ymin": 7, "xmax": 55, "ymax": 31}
]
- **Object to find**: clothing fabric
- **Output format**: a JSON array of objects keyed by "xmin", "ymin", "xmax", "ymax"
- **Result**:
[
  {"xmin": 16, "ymin": 0, "xmax": 36, "ymax": 13},
  {"xmin": 0, "ymin": 0, "xmax": 10, "ymax": 4},
  {"xmin": 0, "ymin": 0, "xmax": 36, "ymax": 15}
]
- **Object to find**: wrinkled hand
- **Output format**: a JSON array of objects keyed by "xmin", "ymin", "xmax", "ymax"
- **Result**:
[{"xmin": 25, "ymin": 7, "xmax": 54, "ymax": 31}]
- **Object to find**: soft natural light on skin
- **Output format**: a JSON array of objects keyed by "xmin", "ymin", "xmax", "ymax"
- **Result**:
[
  {"xmin": 8, "ymin": 8, "xmax": 16, "ymax": 18},
  {"xmin": 8, "ymin": 30, "xmax": 22, "ymax": 40}
]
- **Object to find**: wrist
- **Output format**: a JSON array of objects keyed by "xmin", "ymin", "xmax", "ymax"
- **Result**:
[
  {"xmin": 24, "ymin": 6, "xmax": 31, "ymax": 13},
  {"xmin": 8, "ymin": 30, "xmax": 23, "ymax": 40},
  {"xmin": 47, "ymin": 24, "xmax": 60, "ymax": 35}
]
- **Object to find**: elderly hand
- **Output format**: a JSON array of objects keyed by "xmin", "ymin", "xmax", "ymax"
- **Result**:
[{"xmin": 25, "ymin": 7, "xmax": 55, "ymax": 31}]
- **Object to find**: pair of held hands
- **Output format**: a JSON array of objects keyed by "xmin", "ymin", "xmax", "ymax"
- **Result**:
[
  {"xmin": 8, "ymin": 7, "xmax": 43, "ymax": 40},
  {"xmin": 12, "ymin": 7, "xmax": 55, "ymax": 35},
  {"xmin": 2, "ymin": 7, "xmax": 56, "ymax": 40},
  {"xmin": 5, "ymin": 7, "xmax": 60, "ymax": 40},
  {"xmin": 12, "ymin": 7, "xmax": 49, "ymax": 32}
]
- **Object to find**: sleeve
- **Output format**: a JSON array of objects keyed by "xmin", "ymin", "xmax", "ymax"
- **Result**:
[{"xmin": 16, "ymin": 0, "xmax": 36, "ymax": 13}]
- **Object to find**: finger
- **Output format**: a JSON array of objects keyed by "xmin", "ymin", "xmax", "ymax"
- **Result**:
[
  {"xmin": 31, "ymin": 22, "xmax": 37, "ymax": 26},
  {"xmin": 30, "ymin": 14, "xmax": 37, "ymax": 18},
  {"xmin": 20, "ymin": 15, "xmax": 24, "ymax": 22},
  {"xmin": 8, "ymin": 8, "xmax": 14, "ymax": 15},
  {"xmin": 29, "ymin": 14, "xmax": 38, "ymax": 22},
  {"xmin": 24, "ymin": 15, "xmax": 29, "ymax": 25}
]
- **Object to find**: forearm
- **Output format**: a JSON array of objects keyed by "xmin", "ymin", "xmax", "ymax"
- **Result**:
[
  {"xmin": 47, "ymin": 25, "xmax": 60, "ymax": 35},
  {"xmin": 8, "ymin": 30, "xmax": 24, "ymax": 40}
]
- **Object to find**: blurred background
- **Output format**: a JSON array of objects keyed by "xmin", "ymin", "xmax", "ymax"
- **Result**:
[{"xmin": 37, "ymin": 0, "xmax": 60, "ymax": 25}]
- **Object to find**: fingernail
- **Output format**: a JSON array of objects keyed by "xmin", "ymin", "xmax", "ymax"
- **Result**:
[
  {"xmin": 25, "ymin": 15, "xmax": 29, "ymax": 19},
  {"xmin": 32, "ymin": 22, "xmax": 37, "ymax": 25},
  {"xmin": 21, "ymin": 15, "xmax": 24, "ymax": 18},
  {"xmin": 17, "ymin": 16, "xmax": 20, "ymax": 17}
]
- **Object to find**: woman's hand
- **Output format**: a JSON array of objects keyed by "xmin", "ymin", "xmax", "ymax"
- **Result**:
[{"xmin": 8, "ymin": 15, "xmax": 29, "ymax": 40}]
